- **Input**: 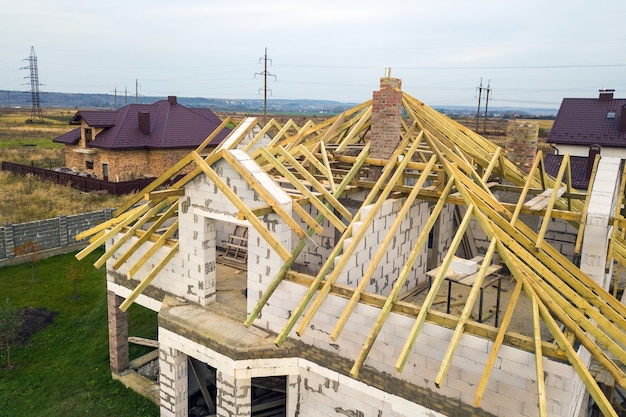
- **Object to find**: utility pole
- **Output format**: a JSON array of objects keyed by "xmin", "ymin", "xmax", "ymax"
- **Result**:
[
  {"xmin": 475, "ymin": 78, "xmax": 483, "ymax": 131},
  {"xmin": 483, "ymin": 80, "xmax": 491, "ymax": 132},
  {"xmin": 255, "ymin": 47, "xmax": 276, "ymax": 123},
  {"xmin": 475, "ymin": 78, "xmax": 492, "ymax": 133},
  {"xmin": 135, "ymin": 79, "xmax": 139, "ymax": 104},
  {"xmin": 21, "ymin": 46, "xmax": 44, "ymax": 123}
]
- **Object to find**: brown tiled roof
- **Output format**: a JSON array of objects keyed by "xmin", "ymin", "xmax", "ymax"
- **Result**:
[
  {"xmin": 548, "ymin": 96, "xmax": 626, "ymax": 147},
  {"xmin": 52, "ymin": 127, "xmax": 81, "ymax": 145},
  {"xmin": 543, "ymin": 154, "xmax": 592, "ymax": 189},
  {"xmin": 56, "ymin": 99, "xmax": 230, "ymax": 150}
]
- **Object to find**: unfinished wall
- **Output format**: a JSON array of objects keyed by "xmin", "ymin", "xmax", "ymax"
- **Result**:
[
  {"xmin": 332, "ymin": 197, "xmax": 429, "ymax": 296},
  {"xmin": 252, "ymin": 278, "xmax": 580, "ymax": 417}
]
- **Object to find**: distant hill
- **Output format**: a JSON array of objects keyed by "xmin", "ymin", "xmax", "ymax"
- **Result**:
[{"xmin": 0, "ymin": 90, "xmax": 557, "ymax": 118}]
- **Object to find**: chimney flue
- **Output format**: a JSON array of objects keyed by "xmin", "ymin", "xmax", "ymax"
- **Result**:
[
  {"xmin": 168, "ymin": 96, "xmax": 177, "ymax": 105},
  {"xmin": 138, "ymin": 112, "xmax": 151, "ymax": 135},
  {"xmin": 599, "ymin": 88, "xmax": 615, "ymax": 101}
]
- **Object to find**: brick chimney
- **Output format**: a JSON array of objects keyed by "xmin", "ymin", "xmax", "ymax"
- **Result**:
[
  {"xmin": 368, "ymin": 69, "xmax": 403, "ymax": 180},
  {"xmin": 138, "ymin": 112, "xmax": 151, "ymax": 135},
  {"xmin": 599, "ymin": 88, "xmax": 615, "ymax": 101},
  {"xmin": 168, "ymin": 96, "xmax": 177, "ymax": 105}
]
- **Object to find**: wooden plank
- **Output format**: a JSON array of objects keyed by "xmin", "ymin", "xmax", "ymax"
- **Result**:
[
  {"xmin": 296, "ymin": 133, "xmax": 426, "ymax": 338},
  {"xmin": 111, "ymin": 202, "xmax": 178, "ymax": 270},
  {"xmin": 435, "ymin": 239, "xmax": 498, "ymax": 388},
  {"xmin": 190, "ymin": 151, "xmax": 291, "ymax": 262},
  {"xmin": 258, "ymin": 148, "xmax": 347, "ymax": 232},
  {"xmin": 220, "ymin": 150, "xmax": 315, "ymax": 246},
  {"xmin": 127, "ymin": 220, "xmax": 179, "ymax": 280},
  {"xmin": 75, "ymin": 204, "xmax": 145, "ymax": 242},
  {"xmin": 532, "ymin": 292, "xmax": 548, "ymax": 417},
  {"xmin": 395, "ymin": 204, "xmax": 475, "ymax": 372},
  {"xmin": 275, "ymin": 131, "xmax": 414, "ymax": 346},
  {"xmin": 244, "ymin": 143, "xmax": 370, "ymax": 328},
  {"xmin": 275, "ymin": 146, "xmax": 352, "ymax": 221},
  {"xmin": 113, "ymin": 153, "xmax": 195, "ymax": 217},
  {"xmin": 329, "ymin": 152, "xmax": 436, "ymax": 341},
  {"xmin": 535, "ymin": 154, "xmax": 570, "ymax": 250},
  {"xmin": 350, "ymin": 177, "xmax": 456, "ymax": 378},
  {"xmin": 93, "ymin": 199, "xmax": 171, "ymax": 269},
  {"xmin": 128, "ymin": 336, "xmax": 159, "ymax": 348},
  {"xmin": 75, "ymin": 203, "xmax": 152, "ymax": 261},
  {"xmin": 195, "ymin": 116, "xmax": 234, "ymax": 153},
  {"xmin": 144, "ymin": 188, "xmax": 184, "ymax": 202}
]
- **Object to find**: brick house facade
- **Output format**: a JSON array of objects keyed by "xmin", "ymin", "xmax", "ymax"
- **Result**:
[{"xmin": 54, "ymin": 96, "xmax": 230, "ymax": 182}]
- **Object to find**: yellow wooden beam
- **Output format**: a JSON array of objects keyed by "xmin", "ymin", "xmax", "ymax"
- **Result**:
[
  {"xmin": 144, "ymin": 188, "xmax": 184, "ymax": 202},
  {"xmin": 127, "ymin": 220, "xmax": 179, "ymax": 280},
  {"xmin": 535, "ymin": 154, "xmax": 570, "ymax": 250},
  {"xmin": 195, "ymin": 116, "xmax": 233, "ymax": 153},
  {"xmin": 395, "ymin": 204, "xmax": 475, "ymax": 372},
  {"xmin": 258, "ymin": 148, "xmax": 347, "ymax": 232},
  {"xmin": 221, "ymin": 150, "xmax": 314, "ymax": 245},
  {"xmin": 111, "ymin": 202, "xmax": 178, "ymax": 270},
  {"xmin": 244, "ymin": 143, "xmax": 370, "ymax": 328},
  {"xmin": 330, "ymin": 152, "xmax": 436, "ymax": 342},
  {"xmin": 275, "ymin": 146, "xmax": 352, "ymax": 221},
  {"xmin": 113, "ymin": 153, "xmax": 195, "ymax": 217},
  {"xmin": 296, "ymin": 133, "xmax": 426, "ymax": 338},
  {"xmin": 75, "ymin": 203, "xmax": 152, "ymax": 261},
  {"xmin": 93, "ymin": 199, "xmax": 171, "ymax": 269},
  {"xmin": 191, "ymin": 151, "xmax": 291, "ymax": 262},
  {"xmin": 350, "ymin": 177, "xmax": 456, "ymax": 378},
  {"xmin": 119, "ymin": 242, "xmax": 179, "ymax": 312}
]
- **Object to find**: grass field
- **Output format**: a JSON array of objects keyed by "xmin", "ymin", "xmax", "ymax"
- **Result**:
[
  {"xmin": 0, "ymin": 249, "xmax": 159, "ymax": 417},
  {"xmin": 0, "ymin": 108, "xmax": 129, "ymax": 223}
]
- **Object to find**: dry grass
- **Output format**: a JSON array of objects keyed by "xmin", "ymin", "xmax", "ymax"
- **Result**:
[
  {"xmin": 0, "ymin": 171, "xmax": 128, "ymax": 224},
  {"xmin": 0, "ymin": 108, "xmax": 128, "ymax": 223}
]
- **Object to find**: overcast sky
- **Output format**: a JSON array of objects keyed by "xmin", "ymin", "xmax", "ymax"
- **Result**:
[{"xmin": 1, "ymin": 0, "xmax": 625, "ymax": 109}]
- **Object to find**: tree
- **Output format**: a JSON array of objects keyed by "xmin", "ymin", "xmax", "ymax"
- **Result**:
[
  {"xmin": 14, "ymin": 240, "xmax": 42, "ymax": 282},
  {"xmin": 0, "ymin": 299, "xmax": 23, "ymax": 368},
  {"xmin": 65, "ymin": 262, "xmax": 86, "ymax": 300}
]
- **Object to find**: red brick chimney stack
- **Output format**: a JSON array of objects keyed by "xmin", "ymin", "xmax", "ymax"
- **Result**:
[{"xmin": 369, "ymin": 69, "xmax": 403, "ymax": 180}]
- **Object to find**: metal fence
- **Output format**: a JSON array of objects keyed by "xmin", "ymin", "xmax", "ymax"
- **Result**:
[{"xmin": 1, "ymin": 161, "xmax": 156, "ymax": 195}]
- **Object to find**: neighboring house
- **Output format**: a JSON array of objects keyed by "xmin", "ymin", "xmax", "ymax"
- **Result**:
[
  {"xmin": 53, "ymin": 96, "xmax": 230, "ymax": 182},
  {"xmin": 77, "ymin": 77, "xmax": 626, "ymax": 417},
  {"xmin": 545, "ymin": 89, "xmax": 626, "ymax": 187}
]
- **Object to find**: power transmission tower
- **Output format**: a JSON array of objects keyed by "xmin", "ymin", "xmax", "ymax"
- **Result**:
[
  {"xmin": 255, "ymin": 48, "xmax": 276, "ymax": 122},
  {"xmin": 21, "ymin": 46, "xmax": 44, "ymax": 123}
]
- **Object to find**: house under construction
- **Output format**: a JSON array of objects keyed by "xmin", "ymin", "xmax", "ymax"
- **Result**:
[{"xmin": 76, "ymin": 74, "xmax": 626, "ymax": 417}]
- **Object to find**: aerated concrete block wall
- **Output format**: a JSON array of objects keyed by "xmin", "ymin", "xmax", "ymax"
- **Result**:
[
  {"xmin": 333, "ymin": 197, "xmax": 429, "ymax": 296},
  {"xmin": 253, "ymin": 278, "xmax": 580, "ymax": 417},
  {"xmin": 0, "ymin": 208, "xmax": 113, "ymax": 264}
]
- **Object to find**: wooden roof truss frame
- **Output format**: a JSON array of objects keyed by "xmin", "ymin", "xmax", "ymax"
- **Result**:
[{"xmin": 77, "ymin": 93, "xmax": 626, "ymax": 416}]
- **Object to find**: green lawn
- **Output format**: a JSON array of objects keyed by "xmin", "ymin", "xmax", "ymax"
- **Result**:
[{"xmin": 0, "ymin": 249, "xmax": 159, "ymax": 417}]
